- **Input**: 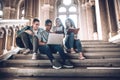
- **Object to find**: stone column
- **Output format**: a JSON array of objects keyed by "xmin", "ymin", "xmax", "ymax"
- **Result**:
[
  {"xmin": 106, "ymin": 0, "xmax": 117, "ymax": 38},
  {"xmin": 25, "ymin": 0, "xmax": 33, "ymax": 24},
  {"xmin": 85, "ymin": 3, "xmax": 94, "ymax": 40},
  {"xmin": 95, "ymin": 0, "xmax": 102, "ymax": 40},
  {"xmin": 3, "ymin": 27, "xmax": 8, "ymax": 54},
  {"xmin": 113, "ymin": 0, "xmax": 120, "ymax": 33},
  {"xmin": 11, "ymin": 26, "xmax": 15, "ymax": 49},
  {"xmin": 10, "ymin": 8, "xmax": 16, "ymax": 19},
  {"xmin": 95, "ymin": 0, "xmax": 109, "ymax": 41},
  {"xmin": 3, "ymin": 7, "xmax": 11, "ymax": 19},
  {"xmin": 32, "ymin": 0, "xmax": 39, "ymax": 18},
  {"xmin": 41, "ymin": 4, "xmax": 51, "ymax": 27},
  {"xmin": 80, "ymin": 4, "xmax": 89, "ymax": 40}
]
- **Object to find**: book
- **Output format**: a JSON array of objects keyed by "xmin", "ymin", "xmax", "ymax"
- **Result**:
[{"xmin": 67, "ymin": 28, "xmax": 80, "ymax": 34}]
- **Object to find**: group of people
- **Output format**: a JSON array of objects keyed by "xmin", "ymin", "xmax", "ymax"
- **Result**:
[{"xmin": 16, "ymin": 18, "xmax": 85, "ymax": 69}]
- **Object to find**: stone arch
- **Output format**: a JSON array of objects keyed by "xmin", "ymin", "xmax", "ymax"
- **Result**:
[
  {"xmin": 7, "ymin": 27, "xmax": 14, "ymax": 50},
  {"xmin": 17, "ymin": 0, "xmax": 24, "ymax": 19},
  {"xmin": 55, "ymin": 0, "xmax": 80, "ymax": 27},
  {"xmin": 0, "ymin": 27, "xmax": 6, "ymax": 55}
]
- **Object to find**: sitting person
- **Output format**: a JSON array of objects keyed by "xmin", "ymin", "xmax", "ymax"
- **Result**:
[
  {"xmin": 37, "ymin": 19, "xmax": 73, "ymax": 69},
  {"xmin": 16, "ymin": 19, "xmax": 41, "ymax": 58},
  {"xmin": 51, "ymin": 18, "xmax": 65, "ymax": 34},
  {"xmin": 65, "ymin": 18, "xmax": 85, "ymax": 60}
]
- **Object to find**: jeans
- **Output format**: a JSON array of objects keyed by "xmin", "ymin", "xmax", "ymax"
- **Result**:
[
  {"xmin": 65, "ymin": 32, "xmax": 82, "ymax": 52},
  {"xmin": 16, "ymin": 32, "xmax": 39, "ymax": 53},
  {"xmin": 39, "ymin": 44, "xmax": 68, "ymax": 62}
]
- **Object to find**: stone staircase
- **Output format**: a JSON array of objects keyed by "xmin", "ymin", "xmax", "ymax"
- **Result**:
[{"xmin": 0, "ymin": 40, "xmax": 120, "ymax": 80}]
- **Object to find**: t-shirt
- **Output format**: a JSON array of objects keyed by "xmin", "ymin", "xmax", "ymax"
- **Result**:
[
  {"xmin": 37, "ymin": 29, "xmax": 49, "ymax": 43},
  {"xmin": 51, "ymin": 26, "xmax": 65, "ymax": 34}
]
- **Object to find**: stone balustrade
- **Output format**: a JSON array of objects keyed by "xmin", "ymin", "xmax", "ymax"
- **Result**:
[
  {"xmin": 109, "ymin": 22, "xmax": 120, "ymax": 44},
  {"xmin": 0, "ymin": 19, "xmax": 29, "ymax": 55}
]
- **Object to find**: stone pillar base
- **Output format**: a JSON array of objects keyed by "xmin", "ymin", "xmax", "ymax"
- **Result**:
[
  {"xmin": 93, "ymin": 32, "xmax": 98, "ymax": 40},
  {"xmin": 109, "ymin": 32, "xmax": 117, "ymax": 38},
  {"xmin": 3, "ymin": 49, "xmax": 8, "ymax": 54}
]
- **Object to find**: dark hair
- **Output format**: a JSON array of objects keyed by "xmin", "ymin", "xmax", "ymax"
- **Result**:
[
  {"xmin": 45, "ymin": 19, "xmax": 52, "ymax": 26},
  {"xmin": 33, "ymin": 18, "xmax": 40, "ymax": 23}
]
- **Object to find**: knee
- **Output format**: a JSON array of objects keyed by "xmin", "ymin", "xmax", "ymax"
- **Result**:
[
  {"xmin": 20, "ymin": 32, "xmax": 29, "ymax": 37},
  {"xmin": 69, "ymin": 32, "xmax": 74, "ymax": 36},
  {"xmin": 33, "ymin": 36, "xmax": 38, "ymax": 41}
]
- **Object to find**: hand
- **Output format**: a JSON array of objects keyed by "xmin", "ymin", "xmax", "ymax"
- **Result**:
[
  {"xmin": 39, "ymin": 41, "xmax": 47, "ymax": 45},
  {"xmin": 25, "ymin": 30, "xmax": 34, "ymax": 35}
]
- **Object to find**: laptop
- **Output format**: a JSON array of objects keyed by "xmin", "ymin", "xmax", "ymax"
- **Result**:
[{"xmin": 47, "ymin": 33, "xmax": 64, "ymax": 45}]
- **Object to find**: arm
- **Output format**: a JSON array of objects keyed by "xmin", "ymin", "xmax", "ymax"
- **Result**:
[{"xmin": 39, "ymin": 41, "xmax": 46, "ymax": 45}]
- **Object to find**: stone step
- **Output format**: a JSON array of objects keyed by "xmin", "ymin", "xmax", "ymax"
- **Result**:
[
  {"xmin": 0, "ymin": 67, "xmax": 120, "ymax": 77},
  {"xmin": 82, "ymin": 44, "xmax": 120, "ymax": 48},
  {"xmin": 1, "ymin": 58, "xmax": 120, "ymax": 67},
  {"xmin": 10, "ymin": 52, "xmax": 120, "ymax": 60},
  {"xmin": 1, "ymin": 77, "xmax": 120, "ymax": 80},
  {"xmin": 81, "ymin": 41, "xmax": 115, "ymax": 45},
  {"xmin": 82, "ymin": 47, "xmax": 120, "ymax": 52}
]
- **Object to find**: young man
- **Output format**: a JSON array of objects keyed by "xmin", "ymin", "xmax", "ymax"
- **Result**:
[
  {"xmin": 16, "ymin": 18, "xmax": 42, "ymax": 59},
  {"xmin": 37, "ymin": 19, "xmax": 73, "ymax": 69}
]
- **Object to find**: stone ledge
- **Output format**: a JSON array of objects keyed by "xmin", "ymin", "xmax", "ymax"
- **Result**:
[
  {"xmin": 0, "ymin": 47, "xmax": 22, "ymax": 60},
  {"xmin": 109, "ymin": 34, "xmax": 120, "ymax": 44}
]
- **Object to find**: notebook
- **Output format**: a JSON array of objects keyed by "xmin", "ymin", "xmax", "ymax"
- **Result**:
[{"xmin": 47, "ymin": 33, "xmax": 64, "ymax": 45}]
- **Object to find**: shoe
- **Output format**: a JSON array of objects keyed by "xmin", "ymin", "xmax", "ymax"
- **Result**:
[
  {"xmin": 23, "ymin": 49, "xmax": 30, "ymax": 55},
  {"xmin": 63, "ymin": 60, "xmax": 74, "ymax": 68},
  {"xmin": 32, "ymin": 53, "xmax": 37, "ymax": 60},
  {"xmin": 52, "ymin": 59, "xmax": 62, "ymax": 69}
]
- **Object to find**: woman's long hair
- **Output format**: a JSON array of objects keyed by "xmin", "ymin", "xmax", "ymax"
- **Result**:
[
  {"xmin": 55, "ymin": 17, "xmax": 64, "ymax": 27},
  {"xmin": 65, "ymin": 18, "xmax": 76, "ymax": 29}
]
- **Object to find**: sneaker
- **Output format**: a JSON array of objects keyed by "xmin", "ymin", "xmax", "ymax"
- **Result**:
[
  {"xmin": 32, "ymin": 53, "xmax": 37, "ymax": 60},
  {"xmin": 52, "ymin": 59, "xmax": 62, "ymax": 69},
  {"xmin": 63, "ymin": 60, "xmax": 74, "ymax": 68},
  {"xmin": 23, "ymin": 49, "xmax": 30, "ymax": 55}
]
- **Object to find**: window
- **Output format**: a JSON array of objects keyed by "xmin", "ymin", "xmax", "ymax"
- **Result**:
[
  {"xmin": 69, "ymin": 6, "xmax": 77, "ymax": 12},
  {"xmin": 57, "ymin": 0, "xmax": 78, "ymax": 27},
  {"xmin": 59, "ymin": 7, "xmax": 66, "ymax": 13},
  {"xmin": 63, "ymin": 0, "xmax": 72, "ymax": 6}
]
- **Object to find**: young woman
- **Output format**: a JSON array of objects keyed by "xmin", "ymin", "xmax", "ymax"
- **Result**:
[
  {"xmin": 52, "ymin": 18, "xmax": 65, "ymax": 34},
  {"xmin": 65, "ymin": 18, "xmax": 85, "ymax": 60}
]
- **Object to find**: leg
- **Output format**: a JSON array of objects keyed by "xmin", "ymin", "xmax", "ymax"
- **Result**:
[
  {"xmin": 39, "ymin": 45, "xmax": 54, "ymax": 62},
  {"xmin": 51, "ymin": 45, "xmax": 68, "ymax": 61},
  {"xmin": 74, "ymin": 39, "xmax": 85, "ymax": 60},
  {"xmin": 32, "ymin": 36, "xmax": 39, "ymax": 53},
  {"xmin": 32, "ymin": 36, "xmax": 39, "ymax": 59},
  {"xmin": 65, "ymin": 33, "xmax": 76, "ymax": 53},
  {"xmin": 19, "ymin": 32, "xmax": 33, "ymax": 54},
  {"xmin": 52, "ymin": 45, "xmax": 73, "ymax": 68},
  {"xmin": 74, "ymin": 39, "xmax": 82, "ymax": 52},
  {"xmin": 39, "ymin": 45, "xmax": 62, "ymax": 69},
  {"xmin": 16, "ymin": 37, "xmax": 25, "ymax": 48},
  {"xmin": 19, "ymin": 32, "xmax": 33, "ymax": 49}
]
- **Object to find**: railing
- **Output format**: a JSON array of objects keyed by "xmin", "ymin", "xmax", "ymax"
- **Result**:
[{"xmin": 0, "ymin": 19, "xmax": 29, "ymax": 55}]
